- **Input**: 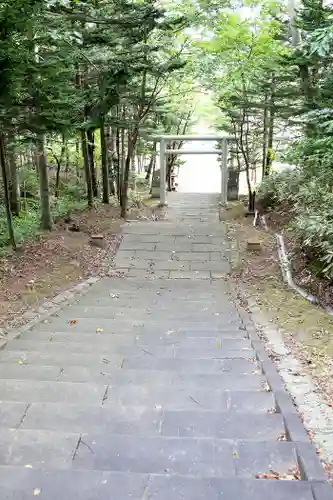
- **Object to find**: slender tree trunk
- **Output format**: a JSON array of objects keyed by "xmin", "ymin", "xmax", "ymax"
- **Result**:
[
  {"xmin": 265, "ymin": 105, "xmax": 275, "ymax": 176},
  {"xmin": 36, "ymin": 134, "xmax": 52, "ymax": 230},
  {"xmin": 55, "ymin": 134, "xmax": 66, "ymax": 198},
  {"xmin": 120, "ymin": 151, "xmax": 131, "ymax": 218},
  {"xmin": 288, "ymin": 0, "xmax": 314, "ymax": 135},
  {"xmin": 121, "ymin": 130, "xmax": 137, "ymax": 218},
  {"xmin": 0, "ymin": 132, "xmax": 16, "ymax": 249},
  {"xmin": 81, "ymin": 130, "xmax": 93, "ymax": 207},
  {"xmin": 131, "ymin": 143, "xmax": 136, "ymax": 173},
  {"xmin": 100, "ymin": 119, "xmax": 109, "ymax": 204},
  {"xmin": 166, "ymin": 157, "xmax": 173, "ymax": 192},
  {"xmin": 75, "ymin": 136, "xmax": 80, "ymax": 182},
  {"xmin": 65, "ymin": 142, "xmax": 69, "ymax": 180},
  {"xmin": 54, "ymin": 156, "xmax": 61, "ymax": 198},
  {"xmin": 120, "ymin": 126, "xmax": 126, "ymax": 203},
  {"xmin": 116, "ymin": 126, "xmax": 121, "ymax": 201},
  {"xmin": 149, "ymin": 155, "xmax": 157, "ymax": 194},
  {"xmin": 106, "ymin": 127, "xmax": 115, "ymax": 196},
  {"xmin": 145, "ymin": 144, "xmax": 156, "ymax": 181},
  {"xmin": 6, "ymin": 134, "xmax": 20, "ymax": 216},
  {"xmin": 262, "ymin": 94, "xmax": 268, "ymax": 179},
  {"xmin": 87, "ymin": 129, "xmax": 98, "ymax": 197}
]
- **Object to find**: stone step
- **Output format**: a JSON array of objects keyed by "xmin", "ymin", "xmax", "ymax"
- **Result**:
[
  {"xmin": 24, "ymin": 392, "xmax": 275, "ymax": 422},
  {"xmin": 121, "ymin": 356, "xmax": 258, "ymax": 373},
  {"xmin": 0, "ymin": 349, "xmax": 122, "ymax": 368},
  {"xmin": 101, "ymin": 383, "xmax": 270, "ymax": 409},
  {"xmin": 0, "ymin": 348, "xmax": 258, "ymax": 375},
  {"xmin": 74, "ymin": 301, "xmax": 235, "ymax": 313},
  {"xmin": 0, "ymin": 378, "xmax": 268, "ymax": 406},
  {"xmin": 70, "ymin": 434, "xmax": 300, "ymax": 477},
  {"xmin": 30, "ymin": 319, "xmax": 245, "ymax": 335},
  {"xmin": 20, "ymin": 328, "xmax": 248, "ymax": 342},
  {"xmin": 17, "ymin": 331, "xmax": 252, "ymax": 350},
  {"xmin": 0, "ymin": 428, "xmax": 301, "ymax": 477},
  {"xmin": 0, "ymin": 362, "xmax": 267, "ymax": 392},
  {"xmin": 3, "ymin": 340, "xmax": 255, "ymax": 360},
  {"xmin": 92, "ymin": 278, "xmax": 227, "ymax": 290},
  {"xmin": 63, "ymin": 305, "xmax": 237, "ymax": 319},
  {"xmin": 40, "ymin": 315, "xmax": 242, "ymax": 328},
  {"xmin": 2, "ymin": 468, "xmax": 321, "ymax": 500},
  {"xmin": 0, "ymin": 379, "xmax": 106, "ymax": 404},
  {"xmin": 115, "ymin": 249, "xmax": 228, "ymax": 261},
  {"xmin": 10, "ymin": 402, "xmax": 286, "ymax": 440}
]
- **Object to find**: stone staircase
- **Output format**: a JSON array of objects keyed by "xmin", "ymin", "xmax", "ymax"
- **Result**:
[{"xmin": 0, "ymin": 193, "xmax": 330, "ymax": 499}]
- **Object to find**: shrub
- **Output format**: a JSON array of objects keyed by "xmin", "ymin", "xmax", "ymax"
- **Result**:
[
  {"xmin": 257, "ymin": 169, "xmax": 333, "ymax": 281},
  {"xmin": 256, "ymin": 168, "xmax": 301, "ymax": 211}
]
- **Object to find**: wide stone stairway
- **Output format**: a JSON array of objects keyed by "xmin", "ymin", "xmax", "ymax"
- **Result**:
[{"xmin": 0, "ymin": 193, "xmax": 331, "ymax": 499}]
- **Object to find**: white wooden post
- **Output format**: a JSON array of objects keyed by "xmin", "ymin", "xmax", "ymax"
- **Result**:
[{"xmin": 159, "ymin": 138, "xmax": 166, "ymax": 205}]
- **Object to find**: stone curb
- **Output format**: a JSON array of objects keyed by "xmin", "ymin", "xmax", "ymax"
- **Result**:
[
  {"xmin": 312, "ymin": 481, "xmax": 333, "ymax": 500},
  {"xmin": 0, "ymin": 276, "xmax": 102, "ymax": 349},
  {"xmin": 226, "ymin": 283, "xmax": 329, "ymax": 483}
]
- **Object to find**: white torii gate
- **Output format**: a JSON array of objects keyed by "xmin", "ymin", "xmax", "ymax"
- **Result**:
[{"xmin": 155, "ymin": 134, "xmax": 232, "ymax": 206}]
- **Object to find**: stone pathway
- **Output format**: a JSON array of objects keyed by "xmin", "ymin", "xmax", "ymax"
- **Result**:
[{"xmin": 0, "ymin": 193, "xmax": 331, "ymax": 499}]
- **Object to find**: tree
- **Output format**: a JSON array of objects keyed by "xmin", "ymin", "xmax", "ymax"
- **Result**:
[{"xmin": 195, "ymin": 4, "xmax": 287, "ymax": 209}]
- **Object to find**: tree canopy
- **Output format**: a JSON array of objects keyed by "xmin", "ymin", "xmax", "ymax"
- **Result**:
[{"xmin": 2, "ymin": 0, "xmax": 333, "ymax": 283}]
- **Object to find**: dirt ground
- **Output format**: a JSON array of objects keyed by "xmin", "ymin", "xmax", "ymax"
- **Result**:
[
  {"xmin": 0, "ymin": 201, "xmax": 158, "ymax": 332},
  {"xmin": 223, "ymin": 202, "xmax": 333, "ymax": 405}
]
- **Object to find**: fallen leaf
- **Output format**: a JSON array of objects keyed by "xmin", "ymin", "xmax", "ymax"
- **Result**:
[
  {"xmin": 96, "ymin": 328, "xmax": 104, "ymax": 333},
  {"xmin": 49, "ymin": 336, "xmax": 54, "ymax": 342},
  {"xmin": 255, "ymin": 467, "xmax": 300, "ymax": 480},
  {"xmin": 69, "ymin": 319, "xmax": 77, "ymax": 325}
]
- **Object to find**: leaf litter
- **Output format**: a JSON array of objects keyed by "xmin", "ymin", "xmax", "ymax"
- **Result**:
[
  {"xmin": 0, "ymin": 202, "xmax": 157, "ymax": 334},
  {"xmin": 255, "ymin": 468, "xmax": 301, "ymax": 480}
]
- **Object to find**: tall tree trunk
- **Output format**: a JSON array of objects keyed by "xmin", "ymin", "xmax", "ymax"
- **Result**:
[
  {"xmin": 166, "ymin": 156, "xmax": 173, "ymax": 192},
  {"xmin": 120, "ymin": 152, "xmax": 131, "ymax": 218},
  {"xmin": 87, "ymin": 129, "xmax": 98, "ymax": 197},
  {"xmin": 149, "ymin": 155, "xmax": 156, "ymax": 194},
  {"xmin": 145, "ymin": 143, "xmax": 156, "ymax": 181},
  {"xmin": 288, "ymin": 0, "xmax": 314, "ymax": 135},
  {"xmin": 81, "ymin": 130, "xmax": 93, "ymax": 207},
  {"xmin": 55, "ymin": 134, "xmax": 66, "ymax": 198},
  {"xmin": 116, "ymin": 126, "xmax": 121, "ymax": 201},
  {"xmin": 262, "ymin": 94, "xmax": 269, "ymax": 179},
  {"xmin": 120, "ymin": 131, "xmax": 137, "ymax": 218},
  {"xmin": 0, "ymin": 132, "xmax": 16, "ymax": 249},
  {"xmin": 106, "ymin": 127, "xmax": 115, "ymax": 196},
  {"xmin": 6, "ymin": 134, "xmax": 20, "ymax": 216},
  {"xmin": 265, "ymin": 90, "xmax": 275, "ymax": 176},
  {"xmin": 75, "ymin": 136, "xmax": 80, "ymax": 182},
  {"xmin": 36, "ymin": 134, "xmax": 52, "ymax": 230},
  {"xmin": 120, "ymin": 126, "xmax": 126, "ymax": 205},
  {"xmin": 100, "ymin": 119, "xmax": 109, "ymax": 204},
  {"xmin": 65, "ymin": 142, "xmax": 69, "ymax": 180}
]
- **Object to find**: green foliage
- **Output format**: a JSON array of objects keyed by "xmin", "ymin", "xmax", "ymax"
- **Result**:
[
  {"xmin": 256, "ymin": 169, "xmax": 301, "ymax": 209},
  {"xmin": 257, "ymin": 168, "xmax": 333, "ymax": 281},
  {"xmin": 0, "ymin": 0, "xmax": 197, "ymax": 245},
  {"xmin": 0, "ymin": 205, "xmax": 40, "ymax": 248}
]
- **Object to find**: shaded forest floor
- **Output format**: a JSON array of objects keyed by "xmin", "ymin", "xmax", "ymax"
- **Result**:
[
  {"xmin": 0, "ymin": 201, "xmax": 157, "ymax": 332},
  {"xmin": 223, "ymin": 202, "xmax": 333, "ymax": 405}
]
